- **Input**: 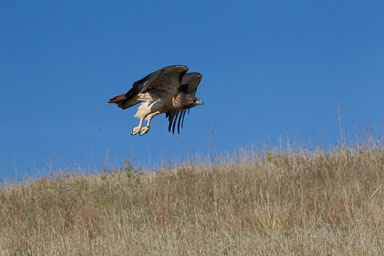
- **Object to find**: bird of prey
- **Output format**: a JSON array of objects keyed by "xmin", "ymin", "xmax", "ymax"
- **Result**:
[{"xmin": 108, "ymin": 65, "xmax": 204, "ymax": 136}]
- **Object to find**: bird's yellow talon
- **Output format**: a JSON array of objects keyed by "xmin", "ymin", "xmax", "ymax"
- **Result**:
[
  {"xmin": 131, "ymin": 126, "xmax": 141, "ymax": 135},
  {"xmin": 139, "ymin": 127, "xmax": 150, "ymax": 136}
]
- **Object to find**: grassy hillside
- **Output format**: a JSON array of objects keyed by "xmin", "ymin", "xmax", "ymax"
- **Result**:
[{"xmin": 1, "ymin": 144, "xmax": 384, "ymax": 255}]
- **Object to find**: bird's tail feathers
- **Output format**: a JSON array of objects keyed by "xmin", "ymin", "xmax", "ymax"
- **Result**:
[
  {"xmin": 108, "ymin": 94, "xmax": 126, "ymax": 104},
  {"xmin": 108, "ymin": 93, "xmax": 140, "ymax": 109}
]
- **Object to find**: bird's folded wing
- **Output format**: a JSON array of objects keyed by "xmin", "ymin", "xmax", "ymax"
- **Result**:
[{"xmin": 180, "ymin": 72, "xmax": 203, "ymax": 96}]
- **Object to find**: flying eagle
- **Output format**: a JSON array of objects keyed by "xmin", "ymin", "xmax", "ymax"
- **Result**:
[{"xmin": 108, "ymin": 65, "xmax": 204, "ymax": 136}]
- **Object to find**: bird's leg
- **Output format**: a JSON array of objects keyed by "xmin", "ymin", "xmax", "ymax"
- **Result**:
[
  {"xmin": 131, "ymin": 118, "xmax": 144, "ymax": 135},
  {"xmin": 140, "ymin": 112, "xmax": 160, "ymax": 136}
]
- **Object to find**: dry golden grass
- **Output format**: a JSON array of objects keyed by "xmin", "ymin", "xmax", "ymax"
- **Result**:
[{"xmin": 1, "ymin": 144, "xmax": 384, "ymax": 255}]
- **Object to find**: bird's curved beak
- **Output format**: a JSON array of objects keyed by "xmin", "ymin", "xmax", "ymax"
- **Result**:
[{"xmin": 195, "ymin": 98, "xmax": 204, "ymax": 105}]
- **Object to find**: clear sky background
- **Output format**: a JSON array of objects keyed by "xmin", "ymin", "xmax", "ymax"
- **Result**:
[{"xmin": 1, "ymin": 0, "xmax": 383, "ymax": 179}]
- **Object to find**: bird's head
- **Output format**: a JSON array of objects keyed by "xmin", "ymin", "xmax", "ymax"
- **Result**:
[
  {"xmin": 174, "ymin": 93, "xmax": 204, "ymax": 109},
  {"xmin": 193, "ymin": 97, "xmax": 204, "ymax": 106},
  {"xmin": 188, "ymin": 96, "xmax": 204, "ymax": 108}
]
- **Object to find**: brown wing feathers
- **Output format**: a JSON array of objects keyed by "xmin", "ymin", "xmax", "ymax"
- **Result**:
[
  {"xmin": 181, "ymin": 72, "xmax": 202, "ymax": 95},
  {"xmin": 108, "ymin": 65, "xmax": 188, "ymax": 110}
]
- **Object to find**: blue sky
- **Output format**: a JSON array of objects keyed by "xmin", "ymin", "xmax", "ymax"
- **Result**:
[{"xmin": 1, "ymin": 0, "xmax": 383, "ymax": 179}]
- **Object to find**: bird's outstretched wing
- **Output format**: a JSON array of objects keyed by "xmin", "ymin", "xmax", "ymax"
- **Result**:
[
  {"xmin": 166, "ymin": 72, "xmax": 203, "ymax": 134},
  {"xmin": 108, "ymin": 65, "xmax": 188, "ymax": 109}
]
